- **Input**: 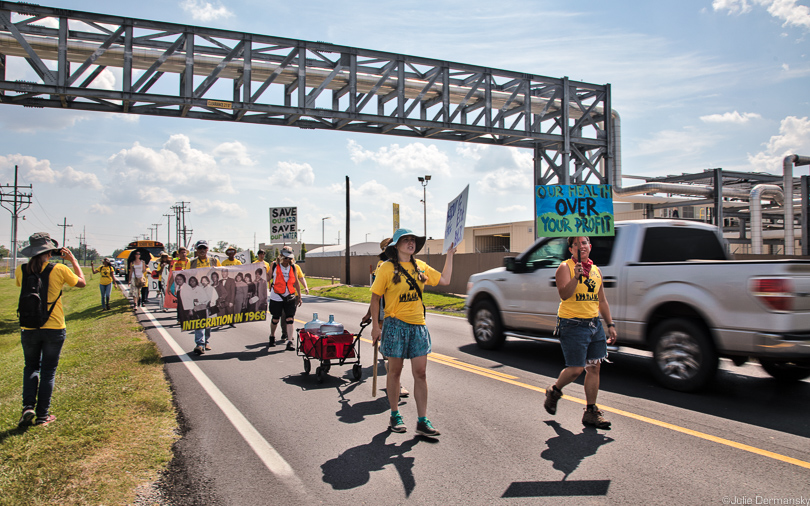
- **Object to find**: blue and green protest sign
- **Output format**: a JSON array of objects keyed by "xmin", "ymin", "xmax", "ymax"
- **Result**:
[{"xmin": 536, "ymin": 184, "xmax": 614, "ymax": 237}]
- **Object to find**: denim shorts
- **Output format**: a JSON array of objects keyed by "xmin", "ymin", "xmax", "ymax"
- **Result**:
[
  {"xmin": 380, "ymin": 317, "xmax": 431, "ymax": 359},
  {"xmin": 557, "ymin": 317, "xmax": 608, "ymax": 368}
]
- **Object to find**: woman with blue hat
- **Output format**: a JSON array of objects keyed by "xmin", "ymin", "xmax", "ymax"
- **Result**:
[{"xmin": 370, "ymin": 228, "xmax": 456, "ymax": 437}]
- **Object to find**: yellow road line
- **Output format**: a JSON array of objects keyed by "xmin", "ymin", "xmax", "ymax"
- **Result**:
[{"xmin": 356, "ymin": 337, "xmax": 809, "ymax": 470}]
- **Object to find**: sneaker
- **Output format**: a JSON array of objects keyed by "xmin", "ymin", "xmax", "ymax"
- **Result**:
[
  {"xmin": 193, "ymin": 345, "xmax": 204, "ymax": 355},
  {"xmin": 268, "ymin": 336, "xmax": 276, "ymax": 347},
  {"xmin": 544, "ymin": 385, "xmax": 562, "ymax": 415},
  {"xmin": 582, "ymin": 406, "xmax": 611, "ymax": 429},
  {"xmin": 415, "ymin": 418, "xmax": 441, "ymax": 437},
  {"xmin": 389, "ymin": 412, "xmax": 406, "ymax": 433},
  {"xmin": 35, "ymin": 414, "xmax": 56, "ymax": 426},
  {"xmin": 286, "ymin": 340, "xmax": 294, "ymax": 351},
  {"xmin": 18, "ymin": 408, "xmax": 35, "ymax": 427},
  {"xmin": 106, "ymin": 304, "xmax": 111, "ymax": 310},
  {"xmin": 205, "ymin": 343, "xmax": 211, "ymax": 351}
]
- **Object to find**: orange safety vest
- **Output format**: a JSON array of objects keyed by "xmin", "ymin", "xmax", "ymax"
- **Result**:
[{"xmin": 273, "ymin": 263, "xmax": 297, "ymax": 296}]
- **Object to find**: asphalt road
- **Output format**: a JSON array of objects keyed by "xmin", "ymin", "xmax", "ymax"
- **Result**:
[{"xmin": 130, "ymin": 283, "xmax": 810, "ymax": 505}]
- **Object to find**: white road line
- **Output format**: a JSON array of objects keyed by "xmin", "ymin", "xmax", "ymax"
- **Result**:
[{"xmin": 139, "ymin": 299, "xmax": 307, "ymax": 496}]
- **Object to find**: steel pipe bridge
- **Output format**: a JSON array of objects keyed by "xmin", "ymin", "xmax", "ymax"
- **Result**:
[{"xmin": 0, "ymin": 1, "xmax": 612, "ymax": 185}]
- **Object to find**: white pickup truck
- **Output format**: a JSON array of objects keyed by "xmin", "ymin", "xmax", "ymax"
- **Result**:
[{"xmin": 465, "ymin": 219, "xmax": 810, "ymax": 391}]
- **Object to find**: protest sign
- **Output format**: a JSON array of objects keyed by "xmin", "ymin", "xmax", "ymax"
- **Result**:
[
  {"xmin": 443, "ymin": 185, "xmax": 469, "ymax": 253},
  {"xmin": 165, "ymin": 263, "xmax": 268, "ymax": 329},
  {"xmin": 270, "ymin": 207, "xmax": 297, "ymax": 244},
  {"xmin": 234, "ymin": 249, "xmax": 251, "ymax": 265},
  {"xmin": 535, "ymin": 184, "xmax": 614, "ymax": 237}
]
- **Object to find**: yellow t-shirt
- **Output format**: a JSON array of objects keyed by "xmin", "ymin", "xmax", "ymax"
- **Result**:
[
  {"xmin": 189, "ymin": 257, "xmax": 221, "ymax": 268},
  {"xmin": 16, "ymin": 262, "xmax": 80, "ymax": 330},
  {"xmin": 99, "ymin": 265, "xmax": 114, "ymax": 285},
  {"xmin": 172, "ymin": 258, "xmax": 190, "ymax": 271},
  {"xmin": 222, "ymin": 258, "xmax": 242, "ymax": 266},
  {"xmin": 370, "ymin": 259, "xmax": 440, "ymax": 325},
  {"xmin": 557, "ymin": 258, "xmax": 602, "ymax": 319}
]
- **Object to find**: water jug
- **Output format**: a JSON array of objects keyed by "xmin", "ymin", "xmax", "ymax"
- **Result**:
[
  {"xmin": 320, "ymin": 314, "xmax": 344, "ymax": 335},
  {"xmin": 304, "ymin": 313, "xmax": 325, "ymax": 335}
]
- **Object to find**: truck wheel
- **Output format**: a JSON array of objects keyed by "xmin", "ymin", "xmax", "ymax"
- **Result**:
[
  {"xmin": 650, "ymin": 319, "xmax": 717, "ymax": 392},
  {"xmin": 471, "ymin": 300, "xmax": 505, "ymax": 350},
  {"xmin": 759, "ymin": 359, "xmax": 810, "ymax": 382}
]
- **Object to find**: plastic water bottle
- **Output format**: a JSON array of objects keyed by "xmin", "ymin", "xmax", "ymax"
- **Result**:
[
  {"xmin": 304, "ymin": 313, "xmax": 325, "ymax": 335},
  {"xmin": 321, "ymin": 314, "xmax": 344, "ymax": 335}
]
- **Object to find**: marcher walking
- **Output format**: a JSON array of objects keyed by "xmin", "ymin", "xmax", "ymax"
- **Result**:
[
  {"xmin": 370, "ymin": 228, "xmax": 455, "ymax": 437},
  {"xmin": 91, "ymin": 257, "xmax": 114, "ymax": 310},
  {"xmin": 189, "ymin": 240, "xmax": 221, "ymax": 355},
  {"xmin": 362, "ymin": 237, "xmax": 409, "ymax": 398},
  {"xmin": 275, "ymin": 246, "xmax": 308, "ymax": 342},
  {"xmin": 543, "ymin": 236, "xmax": 617, "ymax": 429},
  {"xmin": 16, "ymin": 232, "xmax": 87, "ymax": 427},
  {"xmin": 128, "ymin": 251, "xmax": 147, "ymax": 308},
  {"xmin": 267, "ymin": 247, "xmax": 302, "ymax": 350}
]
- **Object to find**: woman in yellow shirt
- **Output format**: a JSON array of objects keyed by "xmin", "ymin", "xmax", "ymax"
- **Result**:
[
  {"xmin": 370, "ymin": 228, "xmax": 455, "ymax": 437},
  {"xmin": 16, "ymin": 232, "xmax": 86, "ymax": 427},
  {"xmin": 91, "ymin": 257, "xmax": 114, "ymax": 310}
]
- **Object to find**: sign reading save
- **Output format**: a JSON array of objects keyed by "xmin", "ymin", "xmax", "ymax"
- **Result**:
[
  {"xmin": 536, "ymin": 185, "xmax": 614, "ymax": 237},
  {"xmin": 269, "ymin": 206, "xmax": 297, "ymax": 244}
]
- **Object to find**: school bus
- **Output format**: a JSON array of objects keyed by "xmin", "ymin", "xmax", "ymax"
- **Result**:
[{"xmin": 118, "ymin": 240, "xmax": 165, "ymax": 279}]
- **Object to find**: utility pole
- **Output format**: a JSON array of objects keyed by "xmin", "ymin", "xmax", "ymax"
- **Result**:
[
  {"xmin": 57, "ymin": 217, "xmax": 73, "ymax": 261},
  {"xmin": 163, "ymin": 213, "xmax": 173, "ymax": 250},
  {"xmin": 152, "ymin": 223, "xmax": 161, "ymax": 244},
  {"xmin": 76, "ymin": 227, "xmax": 86, "ymax": 265},
  {"xmin": 1, "ymin": 165, "xmax": 33, "ymax": 278},
  {"xmin": 174, "ymin": 201, "xmax": 191, "ymax": 249}
]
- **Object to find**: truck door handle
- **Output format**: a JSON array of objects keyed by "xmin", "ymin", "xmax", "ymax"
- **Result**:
[{"xmin": 603, "ymin": 276, "xmax": 617, "ymax": 288}]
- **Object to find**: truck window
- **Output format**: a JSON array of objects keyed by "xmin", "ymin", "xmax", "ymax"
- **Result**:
[
  {"xmin": 639, "ymin": 227, "xmax": 726, "ymax": 262},
  {"xmin": 522, "ymin": 232, "xmax": 618, "ymax": 269}
]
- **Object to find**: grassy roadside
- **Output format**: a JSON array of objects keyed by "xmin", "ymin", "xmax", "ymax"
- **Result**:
[
  {"xmin": 307, "ymin": 277, "xmax": 467, "ymax": 316},
  {"xmin": 0, "ymin": 269, "xmax": 177, "ymax": 506}
]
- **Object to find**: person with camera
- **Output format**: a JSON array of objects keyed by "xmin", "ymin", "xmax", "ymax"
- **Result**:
[
  {"xmin": 16, "ymin": 232, "xmax": 87, "ymax": 427},
  {"xmin": 267, "ymin": 248, "xmax": 302, "ymax": 350}
]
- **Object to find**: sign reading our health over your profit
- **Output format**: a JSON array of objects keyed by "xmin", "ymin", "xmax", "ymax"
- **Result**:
[
  {"xmin": 269, "ymin": 207, "xmax": 297, "ymax": 244},
  {"xmin": 536, "ymin": 185, "xmax": 614, "ymax": 237}
]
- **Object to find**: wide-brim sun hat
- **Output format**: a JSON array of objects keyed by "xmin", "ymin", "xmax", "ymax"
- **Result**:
[
  {"xmin": 20, "ymin": 232, "xmax": 59, "ymax": 257},
  {"xmin": 385, "ymin": 228, "xmax": 426, "ymax": 259},
  {"xmin": 379, "ymin": 238, "xmax": 392, "ymax": 251},
  {"xmin": 225, "ymin": 246, "xmax": 236, "ymax": 253}
]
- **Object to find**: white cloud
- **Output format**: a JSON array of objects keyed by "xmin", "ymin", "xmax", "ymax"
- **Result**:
[
  {"xmin": 713, "ymin": 0, "xmax": 753, "ymax": 15},
  {"xmin": 477, "ymin": 166, "xmax": 532, "ymax": 196},
  {"xmin": 213, "ymin": 141, "xmax": 256, "ymax": 167},
  {"xmin": 714, "ymin": 0, "xmax": 810, "ymax": 29},
  {"xmin": 179, "ymin": 0, "xmax": 234, "ymax": 21},
  {"xmin": 347, "ymin": 139, "xmax": 451, "ymax": 176},
  {"xmin": 106, "ymin": 134, "xmax": 235, "ymax": 205},
  {"xmin": 89, "ymin": 204, "xmax": 113, "ymax": 215},
  {"xmin": 193, "ymin": 198, "xmax": 248, "ymax": 218},
  {"xmin": 268, "ymin": 161, "xmax": 316, "ymax": 187},
  {"xmin": 748, "ymin": 116, "xmax": 810, "ymax": 171},
  {"xmin": 700, "ymin": 111, "xmax": 762, "ymax": 124},
  {"xmin": 0, "ymin": 154, "xmax": 101, "ymax": 190}
]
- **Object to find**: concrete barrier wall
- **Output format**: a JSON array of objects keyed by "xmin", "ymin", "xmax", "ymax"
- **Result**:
[{"xmin": 300, "ymin": 251, "xmax": 513, "ymax": 295}]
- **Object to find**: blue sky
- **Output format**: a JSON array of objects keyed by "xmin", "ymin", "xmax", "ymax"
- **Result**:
[{"xmin": 1, "ymin": 0, "xmax": 809, "ymax": 254}]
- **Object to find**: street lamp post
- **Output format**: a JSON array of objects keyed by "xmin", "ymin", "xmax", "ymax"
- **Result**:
[
  {"xmin": 418, "ymin": 175, "xmax": 431, "ymax": 237},
  {"xmin": 322, "ymin": 217, "xmax": 330, "ymax": 251}
]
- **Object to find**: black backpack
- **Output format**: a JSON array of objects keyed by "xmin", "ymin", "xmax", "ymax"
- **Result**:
[{"xmin": 18, "ymin": 263, "xmax": 62, "ymax": 328}]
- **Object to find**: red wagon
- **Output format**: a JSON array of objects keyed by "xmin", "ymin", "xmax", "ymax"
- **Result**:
[{"xmin": 296, "ymin": 322, "xmax": 367, "ymax": 383}]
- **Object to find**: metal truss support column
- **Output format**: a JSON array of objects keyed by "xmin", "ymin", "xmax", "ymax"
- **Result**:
[
  {"xmin": 713, "ymin": 168, "xmax": 724, "ymax": 230},
  {"xmin": 802, "ymin": 176, "xmax": 809, "ymax": 256}
]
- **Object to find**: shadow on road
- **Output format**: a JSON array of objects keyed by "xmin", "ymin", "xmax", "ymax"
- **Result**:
[
  {"xmin": 501, "ymin": 421, "xmax": 613, "ymax": 498},
  {"xmin": 457, "ymin": 340, "xmax": 810, "ymax": 439},
  {"xmin": 321, "ymin": 430, "xmax": 434, "ymax": 497}
]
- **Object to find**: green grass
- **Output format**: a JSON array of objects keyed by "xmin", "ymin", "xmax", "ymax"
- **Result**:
[
  {"xmin": 0, "ymin": 269, "xmax": 177, "ymax": 506},
  {"xmin": 311, "ymin": 283, "xmax": 467, "ymax": 316}
]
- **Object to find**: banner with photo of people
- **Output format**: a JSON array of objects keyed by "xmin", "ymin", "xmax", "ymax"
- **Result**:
[{"xmin": 165, "ymin": 263, "xmax": 268, "ymax": 330}]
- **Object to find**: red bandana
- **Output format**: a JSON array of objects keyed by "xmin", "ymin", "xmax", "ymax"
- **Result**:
[{"xmin": 572, "ymin": 256, "xmax": 593, "ymax": 278}]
